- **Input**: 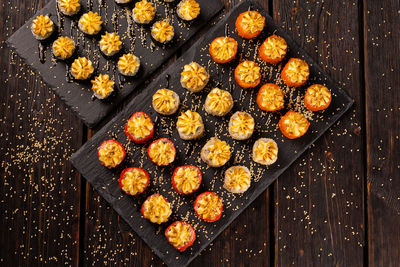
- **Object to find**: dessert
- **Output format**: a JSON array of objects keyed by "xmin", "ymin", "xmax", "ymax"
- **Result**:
[
  {"xmin": 70, "ymin": 57, "xmax": 94, "ymax": 80},
  {"xmin": 176, "ymin": 0, "xmax": 201, "ymax": 21},
  {"xmin": 91, "ymin": 74, "xmax": 114, "ymax": 99},
  {"xmin": 152, "ymin": 88, "xmax": 180, "ymax": 115},
  {"xmin": 124, "ymin": 112, "xmax": 154, "ymax": 143},
  {"xmin": 147, "ymin": 138, "xmax": 176, "ymax": 166},
  {"xmin": 31, "ymin": 15, "xmax": 54, "ymax": 40},
  {"xmin": 252, "ymin": 138, "xmax": 278, "ymax": 166},
  {"xmin": 200, "ymin": 137, "xmax": 231, "ymax": 167},
  {"xmin": 78, "ymin": 11, "xmax": 102, "ymax": 35},
  {"xmin": 52, "ymin": 36, "xmax": 76, "ymax": 60},
  {"xmin": 256, "ymin": 83, "xmax": 285, "ymax": 112},
  {"xmin": 259, "ymin": 35, "xmax": 288, "ymax": 64},
  {"xmin": 228, "ymin": 111, "xmax": 255, "ymax": 140},
  {"xmin": 235, "ymin": 10, "xmax": 265, "ymax": 39},
  {"xmin": 204, "ymin": 88, "xmax": 234, "ymax": 116},
  {"xmin": 118, "ymin": 167, "xmax": 149, "ymax": 196},
  {"xmin": 171, "ymin": 165, "xmax": 202, "ymax": 194},
  {"xmin": 180, "ymin": 62, "xmax": 209, "ymax": 93},
  {"xmin": 281, "ymin": 58, "xmax": 310, "ymax": 87},
  {"xmin": 209, "ymin": 36, "xmax": 238, "ymax": 63},
  {"xmin": 279, "ymin": 110, "xmax": 310, "ymax": 139},
  {"xmin": 141, "ymin": 194, "xmax": 172, "ymax": 224},
  {"xmin": 132, "ymin": 0, "xmax": 156, "ymax": 24},
  {"xmin": 58, "ymin": 0, "xmax": 81, "ymax": 16},
  {"xmin": 97, "ymin": 139, "xmax": 126, "ymax": 168},
  {"xmin": 99, "ymin": 32, "xmax": 122, "ymax": 57},
  {"xmin": 234, "ymin": 60, "xmax": 261, "ymax": 89},
  {"xmin": 304, "ymin": 84, "xmax": 332, "ymax": 111},
  {"xmin": 151, "ymin": 20, "xmax": 174, "ymax": 44},
  {"xmin": 176, "ymin": 110, "xmax": 204, "ymax": 140},
  {"xmin": 165, "ymin": 221, "xmax": 196, "ymax": 252},
  {"xmin": 194, "ymin": 192, "xmax": 223, "ymax": 222},
  {"xmin": 118, "ymin": 53, "xmax": 141, "ymax": 77},
  {"xmin": 223, "ymin": 165, "xmax": 251, "ymax": 193}
]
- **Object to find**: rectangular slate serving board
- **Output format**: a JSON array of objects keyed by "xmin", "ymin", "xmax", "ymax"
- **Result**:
[
  {"xmin": 70, "ymin": 1, "xmax": 354, "ymax": 266},
  {"xmin": 6, "ymin": 0, "xmax": 224, "ymax": 127}
]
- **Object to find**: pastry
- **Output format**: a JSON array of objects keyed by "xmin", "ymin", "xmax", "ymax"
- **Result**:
[
  {"xmin": 209, "ymin": 36, "xmax": 238, "ymax": 63},
  {"xmin": 200, "ymin": 137, "xmax": 231, "ymax": 167},
  {"xmin": 259, "ymin": 35, "xmax": 287, "ymax": 64},
  {"xmin": 124, "ymin": 112, "xmax": 154, "ymax": 143},
  {"xmin": 141, "ymin": 193, "xmax": 172, "ymax": 224},
  {"xmin": 304, "ymin": 84, "xmax": 332, "ymax": 111},
  {"xmin": 194, "ymin": 192, "xmax": 223, "ymax": 222},
  {"xmin": 176, "ymin": 0, "xmax": 200, "ymax": 21},
  {"xmin": 118, "ymin": 167, "xmax": 149, "ymax": 196},
  {"xmin": 151, "ymin": 20, "xmax": 174, "ymax": 44},
  {"xmin": 147, "ymin": 138, "xmax": 176, "ymax": 166},
  {"xmin": 78, "ymin": 11, "xmax": 102, "ymax": 35},
  {"xmin": 279, "ymin": 110, "xmax": 310, "ymax": 139},
  {"xmin": 132, "ymin": 0, "xmax": 156, "ymax": 24},
  {"xmin": 204, "ymin": 88, "xmax": 234, "ymax": 116},
  {"xmin": 165, "ymin": 221, "xmax": 196, "ymax": 252},
  {"xmin": 152, "ymin": 88, "xmax": 180, "ymax": 115},
  {"xmin": 91, "ymin": 74, "xmax": 114, "ymax": 99},
  {"xmin": 228, "ymin": 111, "xmax": 255, "ymax": 140},
  {"xmin": 252, "ymin": 138, "xmax": 278, "ymax": 166},
  {"xmin": 31, "ymin": 15, "xmax": 54, "ymax": 40},
  {"xmin": 70, "ymin": 57, "xmax": 94, "ymax": 80},
  {"xmin": 176, "ymin": 110, "xmax": 204, "ymax": 140},
  {"xmin": 235, "ymin": 10, "xmax": 265, "ymax": 39},
  {"xmin": 223, "ymin": 165, "xmax": 251, "ymax": 193},
  {"xmin": 281, "ymin": 58, "xmax": 310, "ymax": 87},
  {"xmin": 171, "ymin": 165, "xmax": 202, "ymax": 194},
  {"xmin": 52, "ymin": 36, "xmax": 76, "ymax": 60},
  {"xmin": 99, "ymin": 32, "xmax": 122, "ymax": 57},
  {"xmin": 58, "ymin": 0, "xmax": 81, "ymax": 16},
  {"xmin": 118, "ymin": 53, "xmax": 140, "ymax": 77},
  {"xmin": 180, "ymin": 62, "xmax": 209, "ymax": 93},
  {"xmin": 97, "ymin": 139, "xmax": 126, "ymax": 168},
  {"xmin": 234, "ymin": 60, "xmax": 261, "ymax": 89},
  {"xmin": 256, "ymin": 83, "xmax": 285, "ymax": 112}
]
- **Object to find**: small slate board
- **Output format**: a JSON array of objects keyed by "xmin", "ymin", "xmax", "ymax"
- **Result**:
[
  {"xmin": 70, "ymin": 1, "xmax": 354, "ymax": 266},
  {"xmin": 6, "ymin": 0, "xmax": 224, "ymax": 127}
]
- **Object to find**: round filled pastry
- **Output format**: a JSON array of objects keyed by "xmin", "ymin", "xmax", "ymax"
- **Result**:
[
  {"xmin": 304, "ymin": 84, "xmax": 332, "ymax": 111},
  {"xmin": 200, "ymin": 137, "xmax": 231, "ymax": 167},
  {"xmin": 235, "ymin": 10, "xmax": 265, "ymax": 39},
  {"xmin": 141, "ymin": 193, "xmax": 172, "ymax": 224},
  {"xmin": 234, "ymin": 60, "xmax": 261, "ymax": 89},
  {"xmin": 180, "ymin": 62, "xmax": 209, "ymax": 93},
  {"xmin": 147, "ymin": 138, "xmax": 176, "ymax": 166},
  {"xmin": 99, "ymin": 32, "xmax": 122, "ymax": 57},
  {"xmin": 176, "ymin": 110, "xmax": 204, "ymax": 140},
  {"xmin": 70, "ymin": 57, "xmax": 94, "ymax": 80},
  {"xmin": 165, "ymin": 221, "xmax": 196, "ymax": 252},
  {"xmin": 194, "ymin": 192, "xmax": 223, "ymax": 222},
  {"xmin": 97, "ymin": 139, "xmax": 126, "ymax": 168},
  {"xmin": 91, "ymin": 74, "xmax": 114, "ymax": 99},
  {"xmin": 31, "ymin": 15, "xmax": 55, "ymax": 40},
  {"xmin": 176, "ymin": 0, "xmax": 200, "ymax": 21},
  {"xmin": 279, "ymin": 110, "xmax": 310, "ymax": 139},
  {"xmin": 124, "ymin": 111, "xmax": 154, "ymax": 143},
  {"xmin": 152, "ymin": 88, "xmax": 180, "ymax": 115},
  {"xmin": 209, "ymin": 36, "xmax": 238, "ymax": 64},
  {"xmin": 259, "ymin": 35, "xmax": 288, "ymax": 64},
  {"xmin": 78, "ymin": 11, "xmax": 102, "ymax": 35},
  {"xmin": 252, "ymin": 138, "xmax": 278, "ymax": 166},
  {"xmin": 281, "ymin": 58, "xmax": 310, "ymax": 87},
  {"xmin": 256, "ymin": 83, "xmax": 285, "ymax": 112},
  {"xmin": 223, "ymin": 165, "xmax": 251, "ymax": 194},
  {"xmin": 228, "ymin": 111, "xmax": 255, "ymax": 140},
  {"xmin": 204, "ymin": 88, "xmax": 234, "ymax": 116},
  {"xmin": 118, "ymin": 167, "xmax": 149, "ymax": 196},
  {"xmin": 151, "ymin": 20, "xmax": 174, "ymax": 44},
  {"xmin": 132, "ymin": 0, "xmax": 155, "ymax": 24},
  {"xmin": 171, "ymin": 165, "xmax": 202, "ymax": 195},
  {"xmin": 117, "ymin": 53, "xmax": 140, "ymax": 77},
  {"xmin": 57, "ymin": 0, "xmax": 81, "ymax": 16},
  {"xmin": 52, "ymin": 36, "xmax": 76, "ymax": 60}
]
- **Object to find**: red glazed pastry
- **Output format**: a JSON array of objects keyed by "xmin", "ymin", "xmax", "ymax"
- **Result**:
[
  {"xmin": 118, "ymin": 167, "xmax": 149, "ymax": 196},
  {"xmin": 97, "ymin": 139, "xmax": 126, "ymax": 168},
  {"xmin": 147, "ymin": 138, "xmax": 176, "ymax": 166},
  {"xmin": 235, "ymin": 10, "xmax": 265, "ymax": 39},
  {"xmin": 278, "ymin": 110, "xmax": 310, "ymax": 139},
  {"xmin": 234, "ymin": 60, "xmax": 261, "ymax": 89},
  {"xmin": 165, "ymin": 221, "xmax": 196, "ymax": 252},
  {"xmin": 256, "ymin": 83, "xmax": 285, "ymax": 112},
  {"xmin": 171, "ymin": 165, "xmax": 202, "ymax": 195},
  {"xmin": 281, "ymin": 58, "xmax": 310, "ymax": 87},
  {"xmin": 194, "ymin": 192, "xmax": 223, "ymax": 222},
  {"xmin": 258, "ymin": 35, "xmax": 288, "ymax": 64},
  {"xmin": 304, "ymin": 84, "xmax": 332, "ymax": 111},
  {"xmin": 141, "ymin": 193, "xmax": 172, "ymax": 224},
  {"xmin": 209, "ymin": 36, "xmax": 238, "ymax": 63},
  {"xmin": 124, "ymin": 111, "xmax": 154, "ymax": 143}
]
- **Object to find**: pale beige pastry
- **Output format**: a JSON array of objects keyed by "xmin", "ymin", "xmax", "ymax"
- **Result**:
[
  {"xmin": 204, "ymin": 88, "xmax": 233, "ymax": 116},
  {"xmin": 228, "ymin": 111, "xmax": 255, "ymax": 140},
  {"xmin": 118, "ymin": 53, "xmax": 141, "ymax": 77},
  {"xmin": 58, "ymin": 0, "xmax": 81, "ymax": 16},
  {"xmin": 176, "ymin": 110, "xmax": 204, "ymax": 140},
  {"xmin": 252, "ymin": 138, "xmax": 278, "ymax": 166},
  {"xmin": 132, "ymin": 0, "xmax": 156, "ymax": 24},
  {"xmin": 31, "ymin": 15, "xmax": 55, "ymax": 40},
  {"xmin": 180, "ymin": 62, "xmax": 209, "ymax": 93},
  {"xmin": 91, "ymin": 74, "xmax": 114, "ymax": 99},
  {"xmin": 151, "ymin": 20, "xmax": 175, "ymax": 43},
  {"xmin": 99, "ymin": 32, "xmax": 122, "ymax": 57},
  {"xmin": 176, "ymin": 0, "xmax": 200, "ymax": 21},
  {"xmin": 223, "ymin": 165, "xmax": 251, "ymax": 193},
  {"xmin": 70, "ymin": 57, "xmax": 94, "ymax": 80},
  {"xmin": 52, "ymin": 36, "xmax": 76, "ymax": 60},
  {"xmin": 201, "ymin": 137, "xmax": 231, "ymax": 167},
  {"xmin": 78, "ymin": 11, "xmax": 102, "ymax": 35},
  {"xmin": 152, "ymin": 88, "xmax": 180, "ymax": 115}
]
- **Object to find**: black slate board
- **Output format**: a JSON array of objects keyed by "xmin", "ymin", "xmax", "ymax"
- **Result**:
[
  {"xmin": 6, "ymin": 0, "xmax": 224, "ymax": 127},
  {"xmin": 70, "ymin": 1, "xmax": 354, "ymax": 266}
]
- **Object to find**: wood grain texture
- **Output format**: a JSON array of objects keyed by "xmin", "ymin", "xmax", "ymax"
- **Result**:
[{"xmin": 364, "ymin": 0, "xmax": 400, "ymax": 266}]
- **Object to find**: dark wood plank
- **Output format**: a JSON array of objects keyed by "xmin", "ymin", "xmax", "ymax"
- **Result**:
[
  {"xmin": 273, "ymin": 0, "xmax": 365, "ymax": 266},
  {"xmin": 0, "ymin": 0, "xmax": 83, "ymax": 265},
  {"xmin": 363, "ymin": 0, "xmax": 400, "ymax": 266}
]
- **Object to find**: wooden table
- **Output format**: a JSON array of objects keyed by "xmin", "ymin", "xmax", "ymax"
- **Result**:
[{"xmin": 1, "ymin": 0, "xmax": 399, "ymax": 266}]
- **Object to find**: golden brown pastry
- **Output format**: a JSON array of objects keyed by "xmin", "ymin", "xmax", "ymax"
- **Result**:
[
  {"xmin": 141, "ymin": 194, "xmax": 172, "ymax": 224},
  {"xmin": 58, "ymin": 0, "xmax": 81, "ymax": 16},
  {"xmin": 91, "ymin": 74, "xmax": 114, "ymax": 99},
  {"xmin": 31, "ymin": 15, "xmax": 55, "ymax": 40},
  {"xmin": 151, "ymin": 20, "xmax": 174, "ymax": 44},
  {"xmin": 132, "ymin": 0, "xmax": 156, "ymax": 24},
  {"xmin": 70, "ymin": 57, "xmax": 94, "ymax": 80},
  {"xmin": 78, "ymin": 11, "xmax": 102, "ymax": 35},
  {"xmin": 52, "ymin": 36, "xmax": 76, "ymax": 60},
  {"xmin": 176, "ymin": 0, "xmax": 200, "ymax": 21},
  {"xmin": 118, "ymin": 53, "xmax": 141, "ymax": 77},
  {"xmin": 99, "ymin": 32, "xmax": 122, "ymax": 57},
  {"xmin": 281, "ymin": 58, "xmax": 310, "ymax": 87},
  {"xmin": 180, "ymin": 62, "xmax": 209, "ymax": 93}
]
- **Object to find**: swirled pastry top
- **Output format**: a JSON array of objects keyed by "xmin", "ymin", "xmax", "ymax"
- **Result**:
[
  {"xmin": 133, "ymin": 0, "xmax": 155, "ymax": 24},
  {"xmin": 262, "ymin": 35, "xmax": 287, "ymax": 60},
  {"xmin": 305, "ymin": 84, "xmax": 331, "ymax": 108},
  {"xmin": 31, "ymin": 15, "xmax": 54, "ymax": 38},
  {"xmin": 142, "ymin": 194, "xmax": 172, "ymax": 224},
  {"xmin": 177, "ymin": 0, "xmax": 200, "ymax": 20},
  {"xmin": 177, "ymin": 110, "xmax": 202, "ymax": 135},
  {"xmin": 253, "ymin": 139, "xmax": 278, "ymax": 164},
  {"xmin": 151, "ymin": 20, "xmax": 174, "ymax": 43},
  {"xmin": 100, "ymin": 32, "xmax": 122, "ymax": 55},
  {"xmin": 52, "ymin": 36, "xmax": 75, "ymax": 59},
  {"xmin": 91, "ymin": 74, "xmax": 114, "ymax": 98},
  {"xmin": 79, "ymin": 12, "xmax": 102, "ymax": 35},
  {"xmin": 165, "ymin": 222, "xmax": 192, "ymax": 248},
  {"xmin": 118, "ymin": 54, "xmax": 140, "ymax": 75},
  {"xmin": 210, "ymin": 37, "xmax": 237, "ymax": 62},
  {"xmin": 205, "ymin": 88, "xmax": 233, "ymax": 114},
  {"xmin": 230, "ymin": 112, "xmax": 255, "ymax": 137},
  {"xmin": 121, "ymin": 168, "xmax": 148, "ymax": 195},
  {"xmin": 236, "ymin": 61, "xmax": 260, "ymax": 84},
  {"xmin": 281, "ymin": 111, "xmax": 309, "ymax": 137},
  {"xmin": 207, "ymin": 139, "xmax": 231, "ymax": 166},
  {"xmin": 239, "ymin": 11, "xmax": 265, "ymax": 34},
  {"xmin": 58, "ymin": 0, "xmax": 81, "ymax": 14},
  {"xmin": 181, "ymin": 62, "xmax": 209, "ymax": 91},
  {"xmin": 71, "ymin": 57, "xmax": 94, "ymax": 80},
  {"xmin": 173, "ymin": 166, "xmax": 201, "ymax": 194},
  {"xmin": 98, "ymin": 142, "xmax": 125, "ymax": 168},
  {"xmin": 148, "ymin": 139, "xmax": 175, "ymax": 165},
  {"xmin": 284, "ymin": 58, "xmax": 309, "ymax": 84},
  {"xmin": 258, "ymin": 84, "xmax": 284, "ymax": 111},
  {"xmin": 195, "ymin": 193, "xmax": 223, "ymax": 221},
  {"xmin": 224, "ymin": 166, "xmax": 251, "ymax": 192},
  {"xmin": 152, "ymin": 89, "xmax": 178, "ymax": 114},
  {"xmin": 126, "ymin": 113, "xmax": 154, "ymax": 139}
]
